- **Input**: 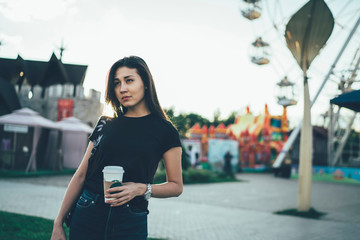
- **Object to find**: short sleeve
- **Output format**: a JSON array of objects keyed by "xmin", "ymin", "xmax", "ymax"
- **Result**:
[
  {"xmin": 162, "ymin": 121, "xmax": 182, "ymax": 154},
  {"xmin": 88, "ymin": 116, "xmax": 110, "ymax": 142}
]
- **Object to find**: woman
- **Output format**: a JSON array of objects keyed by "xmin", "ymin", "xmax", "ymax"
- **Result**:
[{"xmin": 51, "ymin": 56, "xmax": 183, "ymax": 240}]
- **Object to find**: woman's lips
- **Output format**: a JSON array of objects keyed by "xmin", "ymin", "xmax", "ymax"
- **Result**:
[{"xmin": 122, "ymin": 96, "xmax": 131, "ymax": 101}]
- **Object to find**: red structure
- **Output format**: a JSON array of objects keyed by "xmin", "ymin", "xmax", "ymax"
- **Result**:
[
  {"xmin": 187, "ymin": 104, "xmax": 289, "ymax": 170},
  {"xmin": 57, "ymin": 99, "xmax": 74, "ymax": 121}
]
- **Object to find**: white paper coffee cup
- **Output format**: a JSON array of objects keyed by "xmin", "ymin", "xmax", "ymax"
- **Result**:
[{"xmin": 102, "ymin": 166, "xmax": 124, "ymax": 202}]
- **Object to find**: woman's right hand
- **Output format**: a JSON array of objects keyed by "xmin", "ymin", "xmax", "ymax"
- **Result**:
[{"xmin": 50, "ymin": 223, "xmax": 66, "ymax": 240}]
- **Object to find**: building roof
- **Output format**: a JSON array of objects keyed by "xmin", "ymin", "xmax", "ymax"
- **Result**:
[
  {"xmin": 0, "ymin": 77, "xmax": 21, "ymax": 115},
  {"xmin": 0, "ymin": 53, "xmax": 88, "ymax": 87},
  {"xmin": 313, "ymin": 126, "xmax": 328, "ymax": 137}
]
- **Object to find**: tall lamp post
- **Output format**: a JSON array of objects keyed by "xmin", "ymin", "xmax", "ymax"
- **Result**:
[{"xmin": 284, "ymin": 0, "xmax": 334, "ymax": 211}]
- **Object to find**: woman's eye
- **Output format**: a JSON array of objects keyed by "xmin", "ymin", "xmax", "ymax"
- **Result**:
[
  {"xmin": 126, "ymin": 79, "xmax": 133, "ymax": 83},
  {"xmin": 113, "ymin": 81, "xmax": 120, "ymax": 86}
]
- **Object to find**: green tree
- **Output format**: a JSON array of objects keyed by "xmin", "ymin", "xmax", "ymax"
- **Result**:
[
  {"xmin": 222, "ymin": 111, "xmax": 238, "ymax": 126},
  {"xmin": 213, "ymin": 109, "xmax": 221, "ymax": 127},
  {"xmin": 165, "ymin": 108, "xmax": 211, "ymax": 138},
  {"xmin": 164, "ymin": 107, "xmax": 239, "ymax": 138}
]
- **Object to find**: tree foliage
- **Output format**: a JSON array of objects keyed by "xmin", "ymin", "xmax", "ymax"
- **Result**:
[{"xmin": 164, "ymin": 107, "xmax": 239, "ymax": 138}]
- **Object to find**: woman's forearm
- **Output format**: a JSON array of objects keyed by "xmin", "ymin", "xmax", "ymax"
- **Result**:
[
  {"xmin": 151, "ymin": 147, "xmax": 183, "ymax": 198},
  {"xmin": 151, "ymin": 181, "xmax": 183, "ymax": 198},
  {"xmin": 128, "ymin": 181, "xmax": 182, "ymax": 200},
  {"xmin": 54, "ymin": 142, "xmax": 93, "ymax": 226},
  {"xmin": 54, "ymin": 172, "xmax": 85, "ymax": 226}
]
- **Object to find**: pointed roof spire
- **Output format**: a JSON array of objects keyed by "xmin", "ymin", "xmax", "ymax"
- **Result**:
[{"xmin": 58, "ymin": 39, "xmax": 66, "ymax": 61}]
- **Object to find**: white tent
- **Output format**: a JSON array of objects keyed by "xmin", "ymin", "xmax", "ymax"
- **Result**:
[
  {"xmin": 54, "ymin": 117, "xmax": 93, "ymax": 133},
  {"xmin": 0, "ymin": 108, "xmax": 59, "ymax": 172},
  {"xmin": 0, "ymin": 108, "xmax": 57, "ymax": 128},
  {"xmin": 54, "ymin": 117, "xmax": 93, "ymax": 169}
]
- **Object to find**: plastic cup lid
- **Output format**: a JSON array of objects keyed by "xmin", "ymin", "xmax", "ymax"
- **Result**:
[{"xmin": 102, "ymin": 166, "xmax": 124, "ymax": 173}]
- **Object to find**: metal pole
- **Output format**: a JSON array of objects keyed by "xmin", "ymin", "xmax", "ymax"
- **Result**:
[
  {"xmin": 297, "ymin": 75, "xmax": 313, "ymax": 212},
  {"xmin": 12, "ymin": 133, "xmax": 17, "ymax": 169},
  {"xmin": 273, "ymin": 15, "xmax": 360, "ymax": 168},
  {"xmin": 327, "ymin": 104, "xmax": 333, "ymax": 166},
  {"xmin": 333, "ymin": 112, "xmax": 357, "ymax": 166}
]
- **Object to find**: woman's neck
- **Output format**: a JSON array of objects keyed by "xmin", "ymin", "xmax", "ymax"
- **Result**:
[{"xmin": 124, "ymin": 106, "xmax": 151, "ymax": 118}]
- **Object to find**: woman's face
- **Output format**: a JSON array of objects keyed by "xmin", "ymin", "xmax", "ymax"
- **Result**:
[{"xmin": 113, "ymin": 66, "xmax": 146, "ymax": 110}]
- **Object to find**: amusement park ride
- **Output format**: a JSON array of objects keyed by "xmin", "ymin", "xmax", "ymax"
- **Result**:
[
  {"xmin": 186, "ymin": 104, "xmax": 289, "ymax": 170},
  {"xmin": 240, "ymin": 0, "xmax": 360, "ymax": 173},
  {"xmin": 241, "ymin": 0, "xmax": 272, "ymax": 66},
  {"xmin": 186, "ymin": 0, "xmax": 360, "ymax": 175},
  {"xmin": 241, "ymin": 0, "xmax": 299, "ymax": 108}
]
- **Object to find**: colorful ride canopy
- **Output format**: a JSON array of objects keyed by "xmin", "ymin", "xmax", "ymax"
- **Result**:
[{"xmin": 330, "ymin": 90, "xmax": 360, "ymax": 112}]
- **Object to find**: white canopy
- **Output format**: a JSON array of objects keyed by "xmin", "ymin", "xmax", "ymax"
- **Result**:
[
  {"xmin": 55, "ymin": 117, "xmax": 93, "ymax": 169},
  {"xmin": 55, "ymin": 117, "xmax": 93, "ymax": 133},
  {"xmin": 0, "ymin": 108, "xmax": 59, "ymax": 172},
  {"xmin": 0, "ymin": 108, "xmax": 58, "ymax": 129}
]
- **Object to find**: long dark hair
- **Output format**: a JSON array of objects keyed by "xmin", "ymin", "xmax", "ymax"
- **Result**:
[{"xmin": 105, "ymin": 56, "xmax": 169, "ymax": 121}]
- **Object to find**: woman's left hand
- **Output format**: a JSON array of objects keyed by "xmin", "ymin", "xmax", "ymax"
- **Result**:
[{"xmin": 105, "ymin": 182, "xmax": 146, "ymax": 207}]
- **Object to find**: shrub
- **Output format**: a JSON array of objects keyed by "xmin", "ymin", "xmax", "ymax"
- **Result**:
[
  {"xmin": 183, "ymin": 169, "xmax": 212, "ymax": 183},
  {"xmin": 153, "ymin": 168, "xmax": 238, "ymax": 184},
  {"xmin": 153, "ymin": 170, "xmax": 167, "ymax": 184}
]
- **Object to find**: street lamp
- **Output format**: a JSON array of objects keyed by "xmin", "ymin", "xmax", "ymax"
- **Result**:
[{"xmin": 284, "ymin": 0, "xmax": 334, "ymax": 212}]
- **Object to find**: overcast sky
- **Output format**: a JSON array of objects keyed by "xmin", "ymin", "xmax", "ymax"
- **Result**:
[{"xmin": 1, "ymin": 0, "xmax": 359, "ymax": 127}]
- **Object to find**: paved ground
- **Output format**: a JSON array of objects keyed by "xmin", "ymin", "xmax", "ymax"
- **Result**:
[{"xmin": 1, "ymin": 173, "xmax": 360, "ymax": 240}]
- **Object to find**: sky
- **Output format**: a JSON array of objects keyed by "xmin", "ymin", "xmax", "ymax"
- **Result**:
[{"xmin": 1, "ymin": 0, "xmax": 359, "ymax": 128}]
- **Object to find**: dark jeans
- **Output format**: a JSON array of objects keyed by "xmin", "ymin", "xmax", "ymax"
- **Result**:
[{"xmin": 69, "ymin": 189, "xmax": 148, "ymax": 240}]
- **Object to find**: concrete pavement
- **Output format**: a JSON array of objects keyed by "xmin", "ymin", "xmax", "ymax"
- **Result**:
[{"xmin": 1, "ymin": 173, "xmax": 359, "ymax": 240}]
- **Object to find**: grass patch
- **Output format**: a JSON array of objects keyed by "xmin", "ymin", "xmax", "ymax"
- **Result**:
[
  {"xmin": 154, "ymin": 168, "xmax": 241, "ymax": 184},
  {"xmin": 274, "ymin": 208, "xmax": 327, "ymax": 220},
  {"xmin": 242, "ymin": 168, "xmax": 273, "ymax": 173},
  {"xmin": 0, "ymin": 211, "xmax": 65, "ymax": 240},
  {"xmin": 291, "ymin": 173, "xmax": 360, "ymax": 185},
  {"xmin": 0, "ymin": 169, "xmax": 76, "ymax": 179},
  {"xmin": 0, "ymin": 211, "xmax": 165, "ymax": 240}
]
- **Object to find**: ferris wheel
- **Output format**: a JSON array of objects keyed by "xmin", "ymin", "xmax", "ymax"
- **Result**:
[
  {"xmin": 239, "ymin": 0, "xmax": 299, "ymax": 108},
  {"xmin": 239, "ymin": 0, "xmax": 360, "ymax": 110},
  {"xmin": 240, "ymin": 0, "xmax": 360, "ymax": 172},
  {"xmin": 240, "ymin": 0, "xmax": 262, "ymax": 20},
  {"xmin": 276, "ymin": 76, "xmax": 298, "ymax": 107}
]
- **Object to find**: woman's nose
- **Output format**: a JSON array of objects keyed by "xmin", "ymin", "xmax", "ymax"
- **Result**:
[{"xmin": 120, "ymin": 84, "xmax": 127, "ymax": 92}]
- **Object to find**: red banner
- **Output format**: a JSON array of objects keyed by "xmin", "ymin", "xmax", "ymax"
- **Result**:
[{"xmin": 57, "ymin": 99, "xmax": 74, "ymax": 121}]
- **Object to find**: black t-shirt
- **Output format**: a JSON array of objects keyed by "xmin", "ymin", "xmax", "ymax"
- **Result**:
[{"xmin": 84, "ymin": 113, "xmax": 181, "ymax": 211}]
